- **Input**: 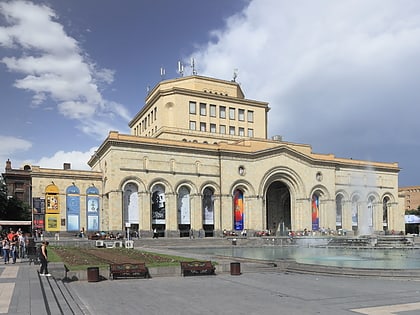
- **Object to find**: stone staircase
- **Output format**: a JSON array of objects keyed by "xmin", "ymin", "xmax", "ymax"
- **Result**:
[{"xmin": 39, "ymin": 273, "xmax": 90, "ymax": 315}]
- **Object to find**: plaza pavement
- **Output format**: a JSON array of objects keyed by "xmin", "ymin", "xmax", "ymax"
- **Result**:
[{"xmin": 2, "ymin": 259, "xmax": 420, "ymax": 314}]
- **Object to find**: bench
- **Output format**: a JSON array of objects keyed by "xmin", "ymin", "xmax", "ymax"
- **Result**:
[
  {"xmin": 109, "ymin": 263, "xmax": 150, "ymax": 280},
  {"xmin": 180, "ymin": 261, "xmax": 216, "ymax": 276}
]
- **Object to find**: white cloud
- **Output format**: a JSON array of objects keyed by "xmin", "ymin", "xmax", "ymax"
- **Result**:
[
  {"xmin": 32, "ymin": 147, "xmax": 97, "ymax": 170},
  {"xmin": 0, "ymin": 135, "xmax": 32, "ymax": 156},
  {"xmin": 0, "ymin": 0, "xmax": 129, "ymax": 134},
  {"xmin": 193, "ymin": 0, "xmax": 420, "ymax": 156}
]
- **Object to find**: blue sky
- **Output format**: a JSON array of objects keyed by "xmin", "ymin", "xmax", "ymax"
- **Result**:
[{"xmin": 0, "ymin": 0, "xmax": 419, "ymax": 187}]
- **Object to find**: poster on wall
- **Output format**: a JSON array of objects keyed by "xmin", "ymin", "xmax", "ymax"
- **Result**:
[
  {"xmin": 33, "ymin": 197, "xmax": 45, "ymax": 214},
  {"xmin": 233, "ymin": 190, "xmax": 244, "ymax": 231},
  {"xmin": 88, "ymin": 215, "xmax": 99, "ymax": 231},
  {"xmin": 46, "ymin": 194, "xmax": 59, "ymax": 213},
  {"xmin": 67, "ymin": 215, "xmax": 79, "ymax": 231},
  {"xmin": 311, "ymin": 195, "xmax": 319, "ymax": 231},
  {"xmin": 33, "ymin": 214, "xmax": 45, "ymax": 229},
  {"xmin": 46, "ymin": 214, "xmax": 60, "ymax": 232},
  {"xmin": 87, "ymin": 197, "xmax": 99, "ymax": 213},
  {"xmin": 178, "ymin": 188, "xmax": 190, "ymax": 224},
  {"xmin": 152, "ymin": 191, "xmax": 166, "ymax": 224},
  {"xmin": 352, "ymin": 204, "xmax": 358, "ymax": 226},
  {"xmin": 203, "ymin": 191, "xmax": 214, "ymax": 225}
]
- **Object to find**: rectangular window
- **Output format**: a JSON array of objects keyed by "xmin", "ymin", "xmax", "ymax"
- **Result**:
[
  {"xmin": 239, "ymin": 127, "xmax": 245, "ymax": 136},
  {"xmin": 200, "ymin": 103, "xmax": 206, "ymax": 116},
  {"xmin": 247, "ymin": 110, "xmax": 254, "ymax": 122},
  {"xmin": 229, "ymin": 107, "xmax": 235, "ymax": 120},
  {"xmin": 210, "ymin": 123, "xmax": 216, "ymax": 133},
  {"xmin": 229, "ymin": 126, "xmax": 235, "ymax": 135},
  {"xmin": 220, "ymin": 125, "xmax": 226, "ymax": 134},
  {"xmin": 189, "ymin": 101, "xmax": 196, "ymax": 114},
  {"xmin": 220, "ymin": 106, "xmax": 226, "ymax": 119},
  {"xmin": 238, "ymin": 109, "xmax": 245, "ymax": 121},
  {"xmin": 247, "ymin": 128, "xmax": 254, "ymax": 137},
  {"xmin": 200, "ymin": 122, "xmax": 206, "ymax": 131},
  {"xmin": 189, "ymin": 121, "xmax": 196, "ymax": 130},
  {"xmin": 210, "ymin": 104, "xmax": 216, "ymax": 117}
]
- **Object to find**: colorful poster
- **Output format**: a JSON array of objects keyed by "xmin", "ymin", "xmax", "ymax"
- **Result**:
[
  {"xmin": 33, "ymin": 197, "xmax": 45, "ymax": 214},
  {"xmin": 33, "ymin": 214, "xmax": 45, "ymax": 229},
  {"xmin": 233, "ymin": 189, "xmax": 244, "ymax": 231},
  {"xmin": 311, "ymin": 194, "xmax": 319, "ymax": 231},
  {"xmin": 46, "ymin": 194, "xmax": 59, "ymax": 213},
  {"xmin": 46, "ymin": 214, "xmax": 60, "ymax": 231}
]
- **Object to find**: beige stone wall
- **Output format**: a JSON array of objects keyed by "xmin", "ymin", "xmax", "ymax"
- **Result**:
[
  {"xmin": 31, "ymin": 167, "xmax": 102, "ymax": 233},
  {"xmin": 88, "ymin": 134, "xmax": 402, "ymax": 236}
]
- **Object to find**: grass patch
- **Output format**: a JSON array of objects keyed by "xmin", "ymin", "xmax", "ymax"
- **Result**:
[{"xmin": 49, "ymin": 246, "xmax": 196, "ymax": 271}]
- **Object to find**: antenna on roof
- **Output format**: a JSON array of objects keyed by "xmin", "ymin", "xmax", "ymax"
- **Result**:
[
  {"xmin": 190, "ymin": 58, "xmax": 197, "ymax": 75},
  {"xmin": 232, "ymin": 68, "xmax": 238, "ymax": 82},
  {"xmin": 178, "ymin": 61, "xmax": 184, "ymax": 77},
  {"xmin": 160, "ymin": 67, "xmax": 166, "ymax": 81}
]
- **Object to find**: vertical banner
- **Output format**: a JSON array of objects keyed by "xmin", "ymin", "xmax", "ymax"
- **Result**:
[
  {"xmin": 86, "ymin": 195, "xmax": 99, "ymax": 230},
  {"xmin": 86, "ymin": 186, "xmax": 100, "ymax": 232},
  {"xmin": 178, "ymin": 187, "xmax": 190, "ymax": 224},
  {"xmin": 33, "ymin": 197, "xmax": 45, "ymax": 214},
  {"xmin": 66, "ymin": 185, "xmax": 80, "ymax": 231},
  {"xmin": 233, "ymin": 189, "xmax": 244, "ymax": 231},
  {"xmin": 152, "ymin": 188, "xmax": 166, "ymax": 224},
  {"xmin": 202, "ymin": 187, "xmax": 214, "ymax": 225},
  {"xmin": 311, "ymin": 194, "xmax": 319, "ymax": 231}
]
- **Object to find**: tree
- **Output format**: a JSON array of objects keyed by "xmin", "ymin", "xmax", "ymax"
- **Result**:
[{"xmin": 0, "ymin": 175, "xmax": 31, "ymax": 221}]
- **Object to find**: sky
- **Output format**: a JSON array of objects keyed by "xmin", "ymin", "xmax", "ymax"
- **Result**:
[{"xmin": 0, "ymin": 0, "xmax": 419, "ymax": 187}]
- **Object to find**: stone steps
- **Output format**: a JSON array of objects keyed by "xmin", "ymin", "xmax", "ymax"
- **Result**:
[{"xmin": 39, "ymin": 273, "xmax": 90, "ymax": 314}]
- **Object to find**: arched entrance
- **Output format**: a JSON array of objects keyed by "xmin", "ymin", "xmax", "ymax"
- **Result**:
[{"xmin": 266, "ymin": 181, "xmax": 291, "ymax": 235}]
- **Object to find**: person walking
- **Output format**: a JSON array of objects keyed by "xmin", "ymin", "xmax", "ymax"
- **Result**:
[
  {"xmin": 39, "ymin": 241, "xmax": 51, "ymax": 276},
  {"xmin": 10, "ymin": 235, "xmax": 18, "ymax": 264},
  {"xmin": 2, "ymin": 237, "xmax": 10, "ymax": 264}
]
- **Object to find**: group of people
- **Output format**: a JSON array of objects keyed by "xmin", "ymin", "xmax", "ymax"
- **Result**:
[
  {"xmin": 1, "ymin": 229, "xmax": 26, "ymax": 264},
  {"xmin": 0, "ymin": 228, "xmax": 50, "ymax": 276}
]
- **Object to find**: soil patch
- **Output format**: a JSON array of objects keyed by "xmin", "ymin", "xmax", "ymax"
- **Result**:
[{"xmin": 52, "ymin": 247, "xmax": 180, "ymax": 267}]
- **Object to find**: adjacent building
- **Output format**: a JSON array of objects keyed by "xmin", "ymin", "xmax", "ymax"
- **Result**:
[{"xmin": 3, "ymin": 75, "xmax": 404, "ymax": 236}]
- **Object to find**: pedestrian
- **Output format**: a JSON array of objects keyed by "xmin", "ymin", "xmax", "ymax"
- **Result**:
[
  {"xmin": 39, "ymin": 241, "xmax": 51, "ymax": 276},
  {"xmin": 10, "ymin": 235, "xmax": 18, "ymax": 264},
  {"xmin": 2, "ymin": 237, "xmax": 10, "ymax": 264},
  {"xmin": 153, "ymin": 228, "xmax": 158, "ymax": 239}
]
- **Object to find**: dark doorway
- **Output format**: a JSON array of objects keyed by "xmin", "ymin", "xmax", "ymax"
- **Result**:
[{"xmin": 266, "ymin": 181, "xmax": 291, "ymax": 235}]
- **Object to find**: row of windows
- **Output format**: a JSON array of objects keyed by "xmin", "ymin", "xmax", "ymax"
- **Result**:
[
  {"xmin": 189, "ymin": 101, "xmax": 254, "ymax": 122},
  {"xmin": 189, "ymin": 121, "xmax": 254, "ymax": 137},
  {"xmin": 137, "ymin": 107, "xmax": 157, "ymax": 134}
]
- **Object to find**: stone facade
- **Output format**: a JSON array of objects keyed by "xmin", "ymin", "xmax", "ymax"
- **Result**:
[{"xmin": 3, "ymin": 75, "xmax": 404, "ymax": 236}]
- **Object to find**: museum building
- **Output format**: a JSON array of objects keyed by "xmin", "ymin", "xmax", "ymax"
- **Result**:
[{"xmin": 3, "ymin": 75, "xmax": 404, "ymax": 237}]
